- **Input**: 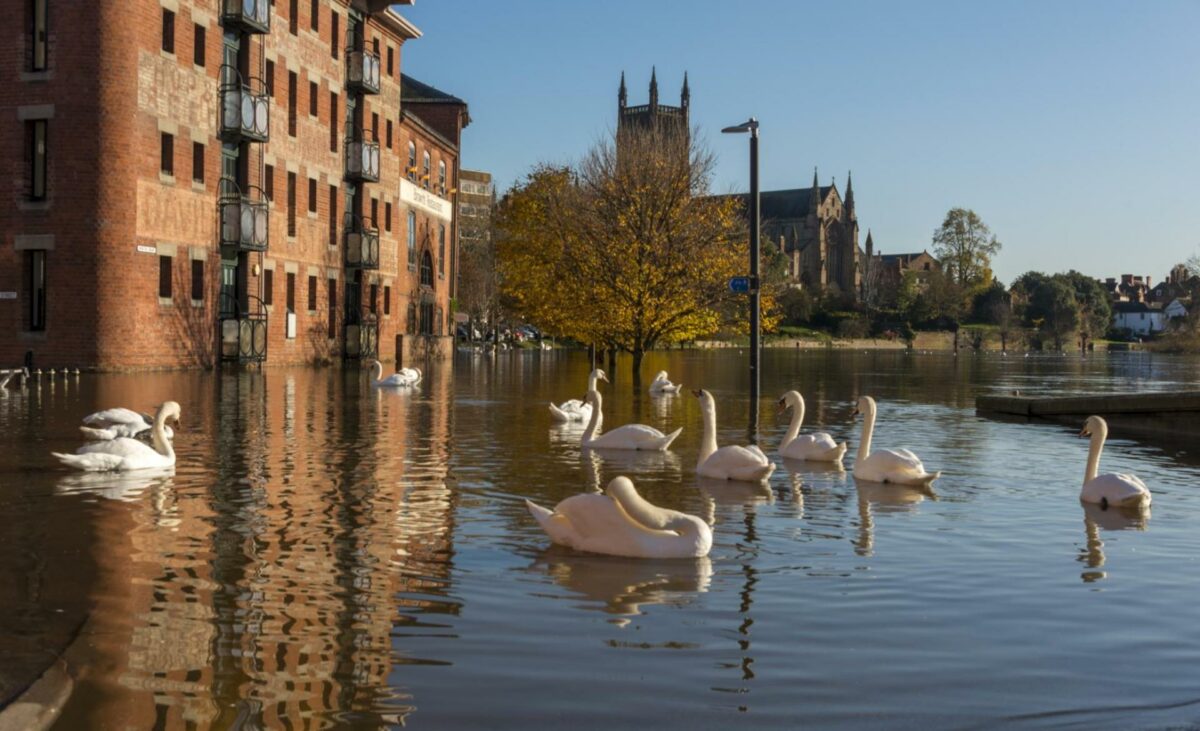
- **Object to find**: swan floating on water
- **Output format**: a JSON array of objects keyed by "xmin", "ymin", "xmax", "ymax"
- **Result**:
[
  {"xmin": 525, "ymin": 476, "xmax": 712, "ymax": 558},
  {"xmin": 777, "ymin": 391, "xmax": 847, "ymax": 463},
  {"xmin": 581, "ymin": 389, "xmax": 681, "ymax": 451},
  {"xmin": 850, "ymin": 396, "xmax": 940, "ymax": 486},
  {"xmin": 53, "ymin": 402, "xmax": 181, "ymax": 472},
  {"xmin": 648, "ymin": 371, "xmax": 682, "ymax": 394},
  {"xmin": 370, "ymin": 360, "xmax": 420, "ymax": 388},
  {"xmin": 79, "ymin": 407, "xmax": 175, "ymax": 441},
  {"xmin": 693, "ymin": 389, "xmax": 774, "ymax": 482},
  {"xmin": 1079, "ymin": 415, "xmax": 1151, "ymax": 509},
  {"xmin": 550, "ymin": 368, "xmax": 606, "ymax": 423}
]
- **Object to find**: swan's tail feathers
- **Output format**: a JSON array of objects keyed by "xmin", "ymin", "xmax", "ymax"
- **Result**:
[
  {"xmin": 79, "ymin": 426, "xmax": 115, "ymax": 441},
  {"xmin": 52, "ymin": 451, "xmax": 124, "ymax": 472},
  {"xmin": 832, "ymin": 442, "xmax": 849, "ymax": 461},
  {"xmin": 525, "ymin": 499, "xmax": 555, "ymax": 529},
  {"xmin": 659, "ymin": 427, "xmax": 684, "ymax": 451},
  {"xmin": 753, "ymin": 462, "xmax": 777, "ymax": 482},
  {"xmin": 548, "ymin": 403, "xmax": 569, "ymax": 422},
  {"xmin": 919, "ymin": 471, "xmax": 942, "ymax": 487}
]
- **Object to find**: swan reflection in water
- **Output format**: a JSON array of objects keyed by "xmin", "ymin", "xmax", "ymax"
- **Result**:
[
  {"xmin": 55, "ymin": 468, "xmax": 180, "ymax": 527},
  {"xmin": 1079, "ymin": 502, "xmax": 1150, "ymax": 583},
  {"xmin": 852, "ymin": 478, "xmax": 933, "ymax": 557},
  {"xmin": 696, "ymin": 475, "xmax": 775, "ymax": 527},
  {"xmin": 531, "ymin": 547, "xmax": 713, "ymax": 626}
]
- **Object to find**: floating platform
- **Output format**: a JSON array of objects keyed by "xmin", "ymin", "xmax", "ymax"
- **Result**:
[{"xmin": 977, "ymin": 391, "xmax": 1200, "ymax": 441}]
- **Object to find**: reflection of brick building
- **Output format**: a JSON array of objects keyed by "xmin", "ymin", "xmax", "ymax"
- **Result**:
[{"xmin": 1, "ymin": 0, "xmax": 466, "ymax": 371}]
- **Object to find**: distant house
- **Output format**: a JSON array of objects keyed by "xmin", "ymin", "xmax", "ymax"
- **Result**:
[
  {"xmin": 870, "ymin": 247, "xmax": 940, "ymax": 294},
  {"xmin": 1112, "ymin": 301, "xmax": 1167, "ymax": 336},
  {"xmin": 1164, "ymin": 297, "xmax": 1190, "ymax": 321}
]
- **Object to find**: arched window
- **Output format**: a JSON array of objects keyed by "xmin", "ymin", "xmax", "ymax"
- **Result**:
[
  {"xmin": 407, "ymin": 142, "xmax": 416, "ymax": 180},
  {"xmin": 406, "ymin": 210, "xmax": 416, "ymax": 268},
  {"xmin": 420, "ymin": 250, "xmax": 433, "ymax": 287},
  {"xmin": 422, "ymin": 151, "xmax": 430, "ymax": 188},
  {"xmin": 438, "ymin": 160, "xmax": 446, "ymax": 192},
  {"xmin": 438, "ymin": 224, "xmax": 446, "ymax": 278}
]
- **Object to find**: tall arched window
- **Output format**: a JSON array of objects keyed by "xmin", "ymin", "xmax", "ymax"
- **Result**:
[
  {"xmin": 406, "ymin": 210, "xmax": 416, "ymax": 268},
  {"xmin": 422, "ymin": 151, "xmax": 431, "ymax": 188},
  {"xmin": 438, "ymin": 224, "xmax": 446, "ymax": 278},
  {"xmin": 438, "ymin": 160, "xmax": 446, "ymax": 192},
  {"xmin": 420, "ymin": 250, "xmax": 433, "ymax": 287},
  {"xmin": 407, "ymin": 142, "xmax": 416, "ymax": 180}
]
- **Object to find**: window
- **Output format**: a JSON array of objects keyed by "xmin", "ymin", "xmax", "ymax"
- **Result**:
[
  {"xmin": 407, "ymin": 210, "xmax": 416, "ymax": 267},
  {"xmin": 384, "ymin": 285, "xmax": 391, "ymax": 315},
  {"xmin": 192, "ymin": 142, "xmax": 204, "ymax": 184},
  {"xmin": 330, "ymin": 12, "xmax": 338, "ymax": 58},
  {"xmin": 159, "ymin": 255, "xmax": 173, "ymax": 298},
  {"xmin": 287, "ymin": 72, "xmax": 297, "ymax": 136},
  {"xmin": 309, "ymin": 81, "xmax": 318, "ymax": 116},
  {"xmin": 288, "ymin": 0, "xmax": 297, "ymax": 34},
  {"xmin": 407, "ymin": 303, "xmax": 417, "ymax": 334},
  {"xmin": 286, "ymin": 172, "xmax": 296, "ymax": 236},
  {"xmin": 162, "ymin": 9, "xmax": 175, "ymax": 54},
  {"xmin": 407, "ymin": 142, "xmax": 416, "ymax": 179},
  {"xmin": 191, "ymin": 259, "xmax": 204, "ymax": 301},
  {"xmin": 328, "ymin": 184, "xmax": 337, "ymax": 247},
  {"xmin": 371, "ymin": 112, "xmax": 379, "ymax": 141},
  {"xmin": 369, "ymin": 283, "xmax": 378, "ymax": 314},
  {"xmin": 438, "ymin": 224, "xmax": 446, "ymax": 278},
  {"xmin": 386, "ymin": 120, "xmax": 392, "ymax": 149},
  {"xmin": 30, "ymin": 0, "xmax": 48, "ymax": 71},
  {"xmin": 327, "ymin": 278, "xmax": 337, "ymax": 338},
  {"xmin": 265, "ymin": 60, "xmax": 275, "ymax": 97},
  {"xmin": 372, "ymin": 37, "xmax": 379, "ymax": 59},
  {"xmin": 422, "ymin": 151, "xmax": 430, "ymax": 188},
  {"xmin": 26, "ymin": 120, "xmax": 47, "ymax": 201},
  {"xmin": 310, "ymin": 0, "xmax": 318, "ymax": 30},
  {"xmin": 420, "ymin": 251, "xmax": 433, "ymax": 287},
  {"xmin": 438, "ymin": 161, "xmax": 446, "ymax": 191},
  {"xmin": 307, "ymin": 275, "xmax": 317, "ymax": 311},
  {"xmin": 370, "ymin": 198, "xmax": 378, "ymax": 227},
  {"xmin": 264, "ymin": 164, "xmax": 274, "ymax": 200},
  {"xmin": 386, "ymin": 46, "xmax": 394, "ymax": 77},
  {"xmin": 193, "ymin": 24, "xmax": 205, "ymax": 66},
  {"xmin": 286, "ymin": 272, "xmax": 296, "ymax": 312},
  {"xmin": 384, "ymin": 202, "xmax": 392, "ymax": 232},
  {"xmin": 308, "ymin": 178, "xmax": 316, "ymax": 212},
  {"xmin": 160, "ymin": 133, "xmax": 174, "ymax": 176},
  {"xmin": 329, "ymin": 92, "xmax": 338, "ymax": 152},
  {"xmin": 264, "ymin": 269, "xmax": 274, "ymax": 305},
  {"xmin": 26, "ymin": 250, "xmax": 46, "ymax": 331}
]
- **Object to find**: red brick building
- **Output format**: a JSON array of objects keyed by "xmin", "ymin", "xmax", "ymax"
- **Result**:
[{"xmin": 0, "ymin": 0, "xmax": 467, "ymax": 370}]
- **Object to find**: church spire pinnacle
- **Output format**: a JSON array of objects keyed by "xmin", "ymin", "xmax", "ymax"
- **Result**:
[
  {"xmin": 619, "ymin": 71, "xmax": 627, "ymax": 109},
  {"xmin": 681, "ymin": 71, "xmax": 690, "ymax": 108},
  {"xmin": 810, "ymin": 167, "xmax": 821, "ymax": 213},
  {"xmin": 845, "ymin": 170, "xmax": 855, "ymax": 217},
  {"xmin": 649, "ymin": 66, "xmax": 659, "ymax": 108}
]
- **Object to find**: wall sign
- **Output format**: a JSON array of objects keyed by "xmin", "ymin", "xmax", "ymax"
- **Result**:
[
  {"xmin": 137, "ymin": 244, "xmax": 157, "ymax": 254},
  {"xmin": 399, "ymin": 179, "xmax": 452, "ymax": 222},
  {"xmin": 0, "ymin": 292, "xmax": 16, "ymax": 300}
]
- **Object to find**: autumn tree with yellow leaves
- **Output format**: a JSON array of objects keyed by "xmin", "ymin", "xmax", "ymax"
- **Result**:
[{"xmin": 496, "ymin": 126, "xmax": 768, "ymax": 378}]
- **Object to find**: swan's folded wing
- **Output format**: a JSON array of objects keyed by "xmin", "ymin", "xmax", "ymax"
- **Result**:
[
  {"xmin": 82, "ymin": 407, "xmax": 145, "ymax": 427},
  {"xmin": 53, "ymin": 451, "xmax": 126, "ymax": 472},
  {"xmin": 887, "ymin": 448, "xmax": 927, "ymax": 471},
  {"xmin": 608, "ymin": 424, "xmax": 666, "ymax": 440},
  {"xmin": 76, "ymin": 438, "xmax": 159, "ymax": 459}
]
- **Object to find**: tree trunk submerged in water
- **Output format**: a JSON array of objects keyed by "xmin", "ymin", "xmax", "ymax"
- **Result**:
[{"xmin": 630, "ymin": 347, "xmax": 644, "ymax": 390}]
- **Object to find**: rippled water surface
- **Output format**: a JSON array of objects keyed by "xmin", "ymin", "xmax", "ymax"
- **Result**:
[{"xmin": 2, "ymin": 350, "xmax": 1199, "ymax": 729}]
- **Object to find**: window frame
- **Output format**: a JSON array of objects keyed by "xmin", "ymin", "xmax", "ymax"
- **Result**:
[
  {"xmin": 307, "ymin": 275, "xmax": 317, "ymax": 312},
  {"xmin": 27, "ymin": 119, "xmax": 47, "ymax": 201},
  {"xmin": 407, "ymin": 210, "xmax": 416, "ymax": 269},
  {"xmin": 438, "ymin": 224, "xmax": 446, "ymax": 278},
  {"xmin": 159, "ymin": 255, "xmax": 173, "ymax": 299},
  {"xmin": 160, "ymin": 132, "xmax": 174, "ymax": 176},
  {"xmin": 30, "ymin": 0, "xmax": 48, "ymax": 72},
  {"xmin": 192, "ymin": 141, "xmax": 205, "ymax": 184},
  {"xmin": 26, "ymin": 250, "xmax": 46, "ymax": 332},
  {"xmin": 161, "ymin": 8, "xmax": 175, "ymax": 54},
  {"xmin": 190, "ymin": 258, "xmax": 204, "ymax": 301},
  {"xmin": 193, "ymin": 23, "xmax": 206, "ymax": 67}
]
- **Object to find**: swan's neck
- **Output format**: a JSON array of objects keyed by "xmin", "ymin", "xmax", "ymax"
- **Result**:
[
  {"xmin": 1085, "ymin": 426, "xmax": 1105, "ymax": 484},
  {"xmin": 587, "ymin": 372, "xmax": 598, "ymax": 392},
  {"xmin": 783, "ymin": 394, "xmax": 804, "ymax": 446},
  {"xmin": 582, "ymin": 391, "xmax": 602, "ymax": 442},
  {"xmin": 857, "ymin": 403, "xmax": 875, "ymax": 461},
  {"xmin": 152, "ymin": 411, "xmax": 174, "ymax": 459},
  {"xmin": 697, "ymin": 404, "xmax": 718, "ymax": 469}
]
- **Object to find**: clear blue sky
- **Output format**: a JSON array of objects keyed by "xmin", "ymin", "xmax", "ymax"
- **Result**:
[{"xmin": 401, "ymin": 1, "xmax": 1200, "ymax": 284}]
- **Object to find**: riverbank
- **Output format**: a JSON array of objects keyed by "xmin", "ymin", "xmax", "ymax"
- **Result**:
[{"xmin": 697, "ymin": 330, "xmax": 1131, "ymax": 352}]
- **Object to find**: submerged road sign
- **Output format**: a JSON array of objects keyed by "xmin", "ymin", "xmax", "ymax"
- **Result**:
[{"xmin": 729, "ymin": 276, "xmax": 751, "ymax": 293}]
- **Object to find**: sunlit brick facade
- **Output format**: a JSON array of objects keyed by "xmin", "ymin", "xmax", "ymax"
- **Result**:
[{"xmin": 0, "ymin": 0, "xmax": 467, "ymax": 370}]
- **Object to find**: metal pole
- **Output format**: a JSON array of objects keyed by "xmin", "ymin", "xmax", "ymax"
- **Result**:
[{"xmin": 749, "ymin": 123, "xmax": 761, "ymax": 444}]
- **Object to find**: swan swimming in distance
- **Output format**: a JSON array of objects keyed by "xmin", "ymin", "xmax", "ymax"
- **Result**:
[
  {"xmin": 525, "ymin": 476, "xmax": 712, "ymax": 558},
  {"xmin": 79, "ymin": 407, "xmax": 175, "ymax": 441},
  {"xmin": 581, "ymin": 389, "xmax": 681, "ymax": 451},
  {"xmin": 693, "ymin": 389, "xmax": 774, "ymax": 482},
  {"xmin": 370, "ymin": 360, "xmax": 420, "ymax": 387},
  {"xmin": 850, "ymin": 396, "xmax": 940, "ymax": 486},
  {"xmin": 54, "ymin": 402, "xmax": 181, "ymax": 472},
  {"xmin": 1079, "ymin": 415, "xmax": 1151, "ymax": 509},
  {"xmin": 549, "ymin": 368, "xmax": 607, "ymax": 423},
  {"xmin": 648, "ymin": 371, "xmax": 682, "ymax": 395},
  {"xmin": 777, "ymin": 391, "xmax": 847, "ymax": 463}
]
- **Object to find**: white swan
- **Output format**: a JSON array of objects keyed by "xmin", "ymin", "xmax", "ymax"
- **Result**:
[
  {"xmin": 850, "ymin": 396, "xmax": 940, "ymax": 486},
  {"xmin": 80, "ymin": 406, "xmax": 175, "ymax": 441},
  {"xmin": 777, "ymin": 391, "xmax": 847, "ymax": 463},
  {"xmin": 1079, "ymin": 415, "xmax": 1151, "ymax": 509},
  {"xmin": 581, "ymin": 389, "xmax": 681, "ymax": 451},
  {"xmin": 549, "ymin": 368, "xmax": 607, "ymax": 423},
  {"xmin": 370, "ymin": 360, "xmax": 419, "ymax": 387},
  {"xmin": 53, "ymin": 401, "xmax": 181, "ymax": 472},
  {"xmin": 648, "ymin": 370, "xmax": 682, "ymax": 394},
  {"xmin": 693, "ymin": 389, "xmax": 774, "ymax": 482},
  {"xmin": 526, "ymin": 476, "xmax": 712, "ymax": 558}
]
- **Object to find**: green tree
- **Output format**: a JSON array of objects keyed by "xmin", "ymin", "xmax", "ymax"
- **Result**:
[
  {"xmin": 1028, "ymin": 279, "xmax": 1079, "ymax": 350},
  {"xmin": 932, "ymin": 208, "xmax": 1002, "ymax": 287},
  {"xmin": 1058, "ymin": 270, "xmax": 1112, "ymax": 350}
]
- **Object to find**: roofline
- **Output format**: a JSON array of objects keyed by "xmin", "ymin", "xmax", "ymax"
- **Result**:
[
  {"xmin": 400, "ymin": 109, "xmax": 459, "ymax": 153},
  {"xmin": 382, "ymin": 7, "xmax": 422, "ymax": 40}
]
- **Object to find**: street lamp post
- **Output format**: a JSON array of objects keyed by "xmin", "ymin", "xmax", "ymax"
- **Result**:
[{"xmin": 722, "ymin": 118, "xmax": 761, "ymax": 443}]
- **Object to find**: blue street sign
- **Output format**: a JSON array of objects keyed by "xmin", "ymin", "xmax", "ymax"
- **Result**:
[{"xmin": 729, "ymin": 276, "xmax": 751, "ymax": 293}]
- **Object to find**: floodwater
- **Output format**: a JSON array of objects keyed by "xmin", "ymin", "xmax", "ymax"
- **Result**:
[{"xmin": 2, "ymin": 350, "xmax": 1199, "ymax": 730}]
